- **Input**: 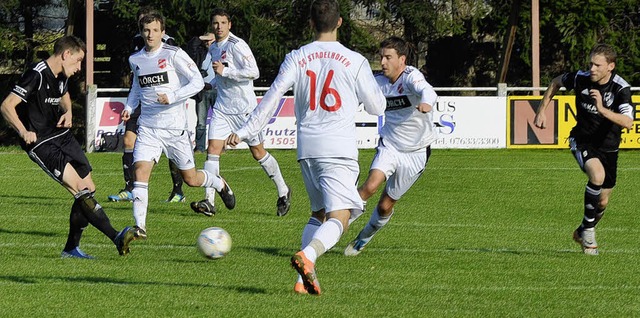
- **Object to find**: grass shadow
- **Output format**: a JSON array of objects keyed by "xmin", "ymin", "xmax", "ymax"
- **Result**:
[{"xmin": 0, "ymin": 228, "xmax": 59, "ymax": 237}]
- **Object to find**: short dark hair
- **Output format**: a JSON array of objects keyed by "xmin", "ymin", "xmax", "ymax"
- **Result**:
[
  {"xmin": 53, "ymin": 35, "xmax": 86, "ymax": 56},
  {"xmin": 211, "ymin": 8, "xmax": 232, "ymax": 23},
  {"xmin": 138, "ymin": 12, "xmax": 165, "ymax": 32},
  {"xmin": 310, "ymin": 0, "xmax": 340, "ymax": 33},
  {"xmin": 590, "ymin": 43, "xmax": 617, "ymax": 64},
  {"xmin": 380, "ymin": 36, "xmax": 408, "ymax": 58},
  {"xmin": 137, "ymin": 5, "xmax": 158, "ymax": 21}
]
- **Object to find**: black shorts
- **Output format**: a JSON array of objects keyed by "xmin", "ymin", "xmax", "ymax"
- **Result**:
[
  {"xmin": 27, "ymin": 130, "xmax": 92, "ymax": 184},
  {"xmin": 125, "ymin": 107, "xmax": 141, "ymax": 133},
  {"xmin": 569, "ymin": 138, "xmax": 618, "ymax": 188}
]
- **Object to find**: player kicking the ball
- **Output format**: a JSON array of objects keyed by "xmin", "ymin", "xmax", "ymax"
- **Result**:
[
  {"xmin": 344, "ymin": 36, "xmax": 438, "ymax": 256},
  {"xmin": 1, "ymin": 36, "xmax": 133, "ymax": 258}
]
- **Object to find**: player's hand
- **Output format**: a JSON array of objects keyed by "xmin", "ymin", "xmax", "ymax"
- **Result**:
[
  {"xmin": 157, "ymin": 93, "xmax": 169, "ymax": 105},
  {"xmin": 56, "ymin": 111, "xmax": 73, "ymax": 128},
  {"xmin": 121, "ymin": 110, "xmax": 131, "ymax": 122},
  {"xmin": 590, "ymin": 89, "xmax": 604, "ymax": 113},
  {"xmin": 20, "ymin": 130, "xmax": 37, "ymax": 144},
  {"xmin": 213, "ymin": 61, "xmax": 225, "ymax": 76},
  {"xmin": 416, "ymin": 103, "xmax": 432, "ymax": 113},
  {"xmin": 534, "ymin": 112, "xmax": 546, "ymax": 129},
  {"xmin": 226, "ymin": 133, "xmax": 241, "ymax": 147}
]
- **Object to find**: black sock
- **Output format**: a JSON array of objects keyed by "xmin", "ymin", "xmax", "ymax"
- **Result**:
[
  {"xmin": 169, "ymin": 159, "xmax": 184, "ymax": 195},
  {"xmin": 63, "ymin": 202, "xmax": 90, "ymax": 252},
  {"xmin": 581, "ymin": 182, "xmax": 602, "ymax": 229},
  {"xmin": 123, "ymin": 151, "xmax": 134, "ymax": 192},
  {"xmin": 74, "ymin": 190, "xmax": 118, "ymax": 241}
]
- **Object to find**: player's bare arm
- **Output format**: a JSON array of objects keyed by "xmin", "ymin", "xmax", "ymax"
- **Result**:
[
  {"xmin": 1, "ymin": 93, "xmax": 37, "ymax": 144},
  {"xmin": 590, "ymin": 89, "xmax": 633, "ymax": 129},
  {"xmin": 535, "ymin": 75, "xmax": 563, "ymax": 129},
  {"xmin": 56, "ymin": 93, "xmax": 73, "ymax": 128}
]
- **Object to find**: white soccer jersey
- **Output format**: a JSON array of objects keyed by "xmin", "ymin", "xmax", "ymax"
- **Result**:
[
  {"xmin": 376, "ymin": 66, "xmax": 438, "ymax": 152},
  {"xmin": 236, "ymin": 41, "xmax": 386, "ymax": 160},
  {"xmin": 125, "ymin": 44, "xmax": 204, "ymax": 130},
  {"xmin": 209, "ymin": 32, "xmax": 259, "ymax": 115}
]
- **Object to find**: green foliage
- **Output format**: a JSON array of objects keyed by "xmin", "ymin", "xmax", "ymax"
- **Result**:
[{"xmin": 2, "ymin": 149, "xmax": 640, "ymax": 316}]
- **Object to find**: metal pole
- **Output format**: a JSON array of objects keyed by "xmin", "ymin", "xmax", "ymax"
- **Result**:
[{"xmin": 531, "ymin": 0, "xmax": 540, "ymax": 96}]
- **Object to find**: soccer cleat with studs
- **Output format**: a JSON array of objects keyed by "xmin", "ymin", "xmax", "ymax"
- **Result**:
[
  {"xmin": 108, "ymin": 189, "xmax": 133, "ymax": 202},
  {"xmin": 291, "ymin": 251, "xmax": 321, "ymax": 295},
  {"xmin": 166, "ymin": 192, "xmax": 186, "ymax": 203},
  {"xmin": 61, "ymin": 247, "xmax": 95, "ymax": 259},
  {"xmin": 115, "ymin": 226, "xmax": 133, "ymax": 256},
  {"xmin": 344, "ymin": 238, "xmax": 369, "ymax": 256},
  {"xmin": 276, "ymin": 187, "xmax": 292, "ymax": 217},
  {"xmin": 573, "ymin": 227, "xmax": 598, "ymax": 255},
  {"xmin": 218, "ymin": 178, "xmax": 236, "ymax": 210},
  {"xmin": 191, "ymin": 200, "xmax": 216, "ymax": 217}
]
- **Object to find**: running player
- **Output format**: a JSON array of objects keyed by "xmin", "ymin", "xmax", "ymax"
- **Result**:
[
  {"xmin": 534, "ymin": 43, "xmax": 633, "ymax": 255},
  {"xmin": 120, "ymin": 12, "xmax": 235, "ymax": 243},
  {"xmin": 0, "ymin": 35, "xmax": 133, "ymax": 258},
  {"xmin": 226, "ymin": 0, "xmax": 386, "ymax": 295},
  {"xmin": 108, "ymin": 5, "xmax": 186, "ymax": 203},
  {"xmin": 344, "ymin": 36, "xmax": 438, "ymax": 256},
  {"xmin": 190, "ymin": 8, "xmax": 291, "ymax": 217}
]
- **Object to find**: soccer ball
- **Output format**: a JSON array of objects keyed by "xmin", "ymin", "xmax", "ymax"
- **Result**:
[{"xmin": 197, "ymin": 227, "xmax": 232, "ymax": 259}]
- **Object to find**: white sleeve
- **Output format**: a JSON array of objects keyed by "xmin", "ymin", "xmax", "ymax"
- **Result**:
[
  {"xmin": 235, "ymin": 53, "xmax": 296, "ymax": 140},
  {"xmin": 355, "ymin": 60, "xmax": 386, "ymax": 116},
  {"xmin": 125, "ymin": 58, "xmax": 141, "ymax": 113},
  {"xmin": 407, "ymin": 70, "xmax": 437, "ymax": 106},
  {"xmin": 169, "ymin": 49, "xmax": 205, "ymax": 104},
  {"xmin": 221, "ymin": 42, "xmax": 259, "ymax": 82}
]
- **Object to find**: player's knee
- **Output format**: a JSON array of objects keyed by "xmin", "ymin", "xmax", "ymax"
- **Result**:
[{"xmin": 360, "ymin": 183, "xmax": 379, "ymax": 200}]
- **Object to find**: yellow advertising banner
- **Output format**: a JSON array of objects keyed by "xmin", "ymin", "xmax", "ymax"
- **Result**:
[{"xmin": 507, "ymin": 95, "xmax": 640, "ymax": 149}]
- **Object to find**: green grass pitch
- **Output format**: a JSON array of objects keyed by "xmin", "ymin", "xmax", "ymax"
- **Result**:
[{"xmin": 1, "ymin": 148, "xmax": 640, "ymax": 316}]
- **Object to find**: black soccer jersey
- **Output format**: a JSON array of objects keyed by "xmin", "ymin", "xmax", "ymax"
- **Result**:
[
  {"xmin": 562, "ymin": 71, "xmax": 633, "ymax": 151},
  {"xmin": 11, "ymin": 60, "xmax": 69, "ymax": 149}
]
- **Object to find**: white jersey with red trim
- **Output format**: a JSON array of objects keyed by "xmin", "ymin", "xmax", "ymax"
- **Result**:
[
  {"xmin": 125, "ymin": 44, "xmax": 204, "ymax": 130},
  {"xmin": 208, "ymin": 32, "xmax": 259, "ymax": 115},
  {"xmin": 235, "ymin": 41, "xmax": 386, "ymax": 160},
  {"xmin": 376, "ymin": 65, "xmax": 438, "ymax": 152}
]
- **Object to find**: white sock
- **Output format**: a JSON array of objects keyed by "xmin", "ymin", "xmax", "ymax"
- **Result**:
[
  {"xmin": 356, "ymin": 207, "xmax": 393, "ymax": 243},
  {"xmin": 297, "ymin": 217, "xmax": 323, "ymax": 283},
  {"xmin": 302, "ymin": 218, "xmax": 343, "ymax": 263},
  {"xmin": 259, "ymin": 152, "xmax": 288, "ymax": 197},
  {"xmin": 199, "ymin": 169, "xmax": 222, "ymax": 192},
  {"xmin": 202, "ymin": 155, "xmax": 221, "ymax": 201},
  {"xmin": 132, "ymin": 182, "xmax": 149, "ymax": 230}
]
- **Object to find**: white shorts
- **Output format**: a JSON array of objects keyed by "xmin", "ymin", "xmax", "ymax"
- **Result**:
[
  {"xmin": 371, "ymin": 141, "xmax": 430, "ymax": 200},
  {"xmin": 299, "ymin": 157, "xmax": 362, "ymax": 213},
  {"xmin": 208, "ymin": 108, "xmax": 263, "ymax": 146},
  {"xmin": 134, "ymin": 126, "xmax": 196, "ymax": 170}
]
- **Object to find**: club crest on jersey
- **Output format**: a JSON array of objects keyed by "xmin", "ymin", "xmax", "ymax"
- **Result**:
[
  {"xmin": 397, "ymin": 83, "xmax": 404, "ymax": 94},
  {"xmin": 158, "ymin": 58, "xmax": 167, "ymax": 69},
  {"xmin": 221, "ymin": 51, "xmax": 227, "ymax": 60},
  {"xmin": 59, "ymin": 82, "xmax": 64, "ymax": 93},
  {"xmin": 138, "ymin": 71, "xmax": 169, "ymax": 87}
]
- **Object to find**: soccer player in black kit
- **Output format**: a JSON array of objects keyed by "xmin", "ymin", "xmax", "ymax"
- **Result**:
[
  {"xmin": 534, "ymin": 43, "xmax": 633, "ymax": 255},
  {"xmin": 1, "ymin": 36, "xmax": 134, "ymax": 258}
]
